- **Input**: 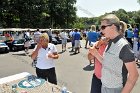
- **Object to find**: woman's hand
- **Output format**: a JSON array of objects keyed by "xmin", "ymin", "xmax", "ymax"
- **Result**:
[
  {"xmin": 48, "ymin": 52, "xmax": 59, "ymax": 59},
  {"xmin": 36, "ymin": 43, "xmax": 42, "ymax": 50},
  {"xmin": 89, "ymin": 46, "xmax": 98, "ymax": 57},
  {"xmin": 48, "ymin": 53, "xmax": 54, "ymax": 58}
]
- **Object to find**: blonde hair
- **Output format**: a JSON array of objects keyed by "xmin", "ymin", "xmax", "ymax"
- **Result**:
[
  {"xmin": 90, "ymin": 25, "xmax": 96, "ymax": 31},
  {"xmin": 101, "ymin": 14, "xmax": 120, "ymax": 31},
  {"xmin": 39, "ymin": 33, "xmax": 49, "ymax": 41},
  {"xmin": 101, "ymin": 14, "xmax": 127, "ymax": 34},
  {"xmin": 120, "ymin": 21, "xmax": 127, "ymax": 34}
]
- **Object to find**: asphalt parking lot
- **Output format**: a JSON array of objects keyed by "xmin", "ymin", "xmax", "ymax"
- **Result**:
[{"xmin": 0, "ymin": 40, "xmax": 140, "ymax": 93}]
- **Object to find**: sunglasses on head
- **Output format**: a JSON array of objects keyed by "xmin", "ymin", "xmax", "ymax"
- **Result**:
[{"xmin": 100, "ymin": 24, "xmax": 112, "ymax": 30}]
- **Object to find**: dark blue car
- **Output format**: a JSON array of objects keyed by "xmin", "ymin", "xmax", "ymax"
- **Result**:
[{"xmin": 5, "ymin": 39, "xmax": 24, "ymax": 51}]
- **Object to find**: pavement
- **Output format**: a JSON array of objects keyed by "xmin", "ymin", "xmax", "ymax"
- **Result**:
[{"xmin": 0, "ymin": 40, "xmax": 140, "ymax": 93}]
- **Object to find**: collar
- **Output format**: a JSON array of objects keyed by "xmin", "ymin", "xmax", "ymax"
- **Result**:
[
  {"xmin": 109, "ymin": 35, "xmax": 122, "ymax": 43},
  {"xmin": 42, "ymin": 44, "xmax": 48, "ymax": 50}
]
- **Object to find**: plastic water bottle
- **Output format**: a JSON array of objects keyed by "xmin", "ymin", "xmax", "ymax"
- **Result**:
[
  {"xmin": 61, "ymin": 86, "xmax": 67, "ymax": 93},
  {"xmin": 12, "ymin": 84, "xmax": 18, "ymax": 93}
]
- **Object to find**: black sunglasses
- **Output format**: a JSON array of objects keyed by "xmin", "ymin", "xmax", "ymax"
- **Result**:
[{"xmin": 100, "ymin": 24, "xmax": 112, "ymax": 30}]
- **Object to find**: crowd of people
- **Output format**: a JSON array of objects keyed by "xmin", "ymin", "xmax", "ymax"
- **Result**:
[
  {"xmin": 0, "ymin": 14, "xmax": 140, "ymax": 93},
  {"xmin": 29, "ymin": 14, "xmax": 139, "ymax": 93}
]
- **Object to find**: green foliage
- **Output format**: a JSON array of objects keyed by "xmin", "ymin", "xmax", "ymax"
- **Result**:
[
  {"xmin": 73, "ymin": 17, "xmax": 99, "ymax": 29},
  {"xmin": 138, "ymin": 0, "xmax": 140, "ymax": 4},
  {"xmin": 75, "ymin": 8, "xmax": 140, "ymax": 29},
  {"xmin": 0, "ymin": 0, "xmax": 140, "ymax": 29},
  {"xmin": 0, "ymin": 0, "xmax": 77, "ymax": 28},
  {"xmin": 47, "ymin": 0, "xmax": 76, "ymax": 28}
]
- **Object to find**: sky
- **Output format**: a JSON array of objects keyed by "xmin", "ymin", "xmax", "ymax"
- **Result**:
[{"xmin": 76, "ymin": 0, "xmax": 140, "ymax": 17}]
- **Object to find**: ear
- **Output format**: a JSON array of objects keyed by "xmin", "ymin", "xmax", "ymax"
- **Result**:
[{"xmin": 111, "ymin": 24, "xmax": 118, "ymax": 31}]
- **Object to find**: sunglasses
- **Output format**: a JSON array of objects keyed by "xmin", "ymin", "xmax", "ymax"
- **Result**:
[{"xmin": 100, "ymin": 24, "xmax": 112, "ymax": 30}]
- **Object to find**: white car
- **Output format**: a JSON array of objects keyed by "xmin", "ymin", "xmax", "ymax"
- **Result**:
[{"xmin": 0, "ymin": 42, "xmax": 9, "ymax": 53}]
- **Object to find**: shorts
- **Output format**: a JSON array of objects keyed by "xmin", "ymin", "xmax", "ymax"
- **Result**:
[
  {"xmin": 74, "ymin": 40, "xmax": 80, "ymax": 48},
  {"xmin": 62, "ymin": 39, "xmax": 67, "ymax": 45},
  {"xmin": 24, "ymin": 41, "xmax": 31, "ymax": 48},
  {"xmin": 36, "ymin": 67, "xmax": 57, "ymax": 85}
]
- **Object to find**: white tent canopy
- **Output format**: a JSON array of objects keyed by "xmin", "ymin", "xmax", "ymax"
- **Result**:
[{"xmin": 0, "ymin": 28, "xmax": 72, "ymax": 32}]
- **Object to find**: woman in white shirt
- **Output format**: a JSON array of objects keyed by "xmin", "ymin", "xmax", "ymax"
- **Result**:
[{"xmin": 31, "ymin": 33, "xmax": 59, "ymax": 85}]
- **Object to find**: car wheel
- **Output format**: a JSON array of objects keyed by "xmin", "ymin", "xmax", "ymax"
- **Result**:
[
  {"xmin": 5, "ymin": 49, "xmax": 9, "ymax": 53},
  {"xmin": 12, "ymin": 46, "xmax": 17, "ymax": 51},
  {"xmin": 54, "ymin": 42, "xmax": 57, "ymax": 45}
]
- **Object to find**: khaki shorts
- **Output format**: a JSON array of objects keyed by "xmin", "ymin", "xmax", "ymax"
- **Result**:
[
  {"xmin": 62, "ymin": 39, "xmax": 67, "ymax": 45},
  {"xmin": 74, "ymin": 40, "xmax": 80, "ymax": 48}
]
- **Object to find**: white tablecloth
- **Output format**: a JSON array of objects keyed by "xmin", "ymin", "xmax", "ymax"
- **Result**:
[
  {"xmin": 0, "ymin": 72, "xmax": 72, "ymax": 93},
  {"xmin": 0, "ymin": 72, "xmax": 30, "ymax": 84}
]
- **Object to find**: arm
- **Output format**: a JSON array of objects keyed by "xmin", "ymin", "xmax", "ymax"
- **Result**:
[
  {"xmin": 31, "ymin": 44, "xmax": 41, "ymax": 60},
  {"xmin": 89, "ymin": 41, "xmax": 104, "ymax": 63},
  {"xmin": 87, "ymin": 52, "xmax": 94, "ymax": 61},
  {"xmin": 48, "ymin": 52, "xmax": 59, "ymax": 59},
  {"xmin": 88, "ymin": 41, "xmax": 99, "ymax": 60},
  {"xmin": 121, "ymin": 62, "xmax": 139, "ymax": 93},
  {"xmin": 59, "ymin": 34, "xmax": 63, "ymax": 39},
  {"xmin": 89, "ymin": 46, "xmax": 103, "ymax": 63},
  {"xmin": 119, "ymin": 45, "xmax": 139, "ymax": 93},
  {"xmin": 48, "ymin": 44, "xmax": 59, "ymax": 59}
]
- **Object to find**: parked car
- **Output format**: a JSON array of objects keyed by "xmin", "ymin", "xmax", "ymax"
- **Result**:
[
  {"xmin": 29, "ymin": 39, "xmax": 36, "ymax": 49},
  {"xmin": 0, "ymin": 42, "xmax": 9, "ymax": 53},
  {"xmin": 5, "ymin": 39, "xmax": 24, "ymax": 51},
  {"xmin": 54, "ymin": 36, "xmax": 62, "ymax": 44},
  {"xmin": 52, "ymin": 37, "xmax": 58, "ymax": 45}
]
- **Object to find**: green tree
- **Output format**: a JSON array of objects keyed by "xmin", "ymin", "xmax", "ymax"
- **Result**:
[
  {"xmin": 138, "ymin": 0, "xmax": 140, "ymax": 4},
  {"xmin": 111, "ymin": 9, "xmax": 129, "ymax": 23},
  {"xmin": 0, "ymin": 0, "xmax": 77, "ymax": 28},
  {"xmin": 47, "ymin": 0, "xmax": 76, "ymax": 28},
  {"xmin": 0, "ymin": 0, "xmax": 15, "ymax": 27}
]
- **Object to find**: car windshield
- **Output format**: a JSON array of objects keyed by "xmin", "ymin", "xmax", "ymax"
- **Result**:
[
  {"xmin": 13, "ymin": 39, "xmax": 24, "ymax": 44},
  {"xmin": 0, "ymin": 43, "xmax": 6, "ymax": 46}
]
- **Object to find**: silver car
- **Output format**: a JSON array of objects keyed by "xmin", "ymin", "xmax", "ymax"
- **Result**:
[{"xmin": 0, "ymin": 42, "xmax": 9, "ymax": 53}]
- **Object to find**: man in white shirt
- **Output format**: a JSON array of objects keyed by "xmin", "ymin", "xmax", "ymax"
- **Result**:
[
  {"xmin": 31, "ymin": 33, "xmax": 59, "ymax": 85},
  {"xmin": 69, "ymin": 30, "xmax": 75, "ymax": 52},
  {"xmin": 24, "ymin": 29, "xmax": 31, "ymax": 54},
  {"xmin": 60, "ymin": 30, "xmax": 68, "ymax": 52},
  {"xmin": 34, "ymin": 28, "xmax": 42, "ymax": 43},
  {"xmin": 47, "ymin": 28, "xmax": 52, "ymax": 43}
]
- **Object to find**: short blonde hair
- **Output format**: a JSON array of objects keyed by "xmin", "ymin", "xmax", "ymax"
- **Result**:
[{"xmin": 39, "ymin": 33, "xmax": 49, "ymax": 41}]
